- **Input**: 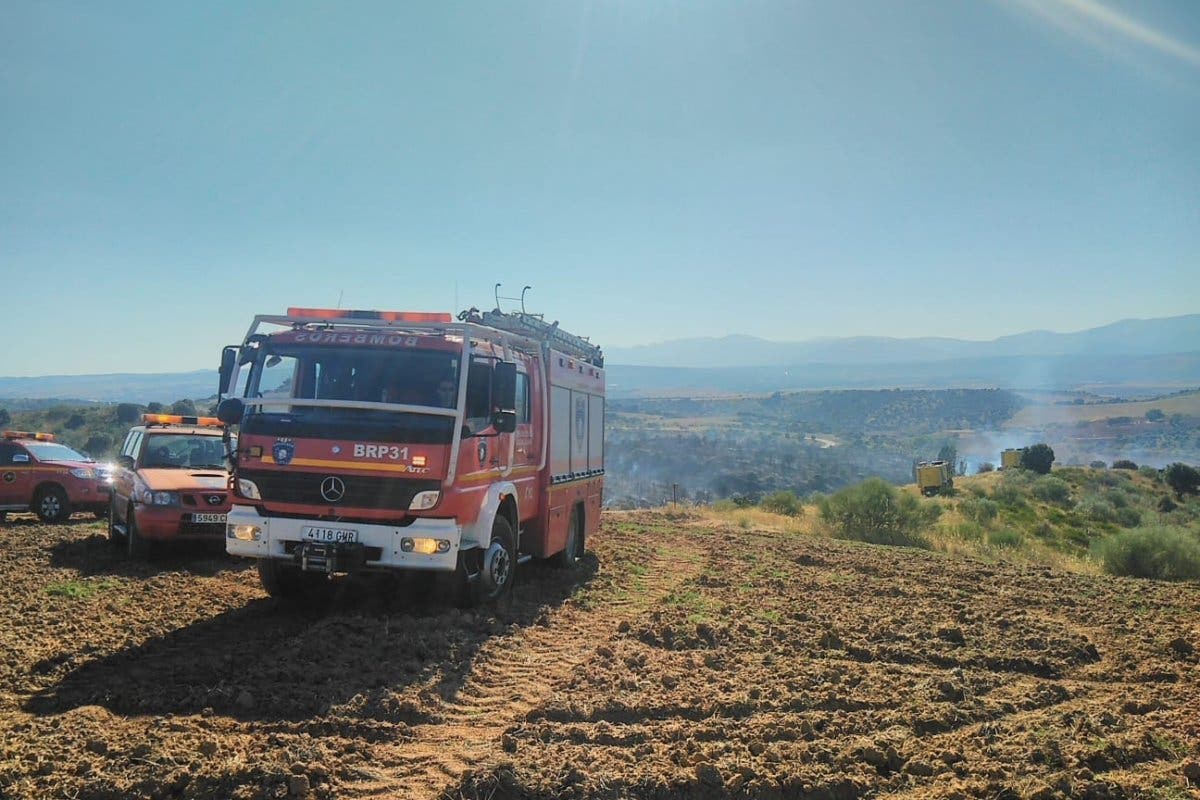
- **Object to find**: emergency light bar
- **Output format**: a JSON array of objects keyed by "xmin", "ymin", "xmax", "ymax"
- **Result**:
[
  {"xmin": 286, "ymin": 307, "xmax": 453, "ymax": 324},
  {"xmin": 2, "ymin": 430, "xmax": 56, "ymax": 441},
  {"xmin": 141, "ymin": 414, "xmax": 224, "ymax": 427}
]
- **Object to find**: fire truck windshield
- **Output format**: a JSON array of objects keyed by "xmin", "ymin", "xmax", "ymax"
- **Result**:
[{"xmin": 240, "ymin": 344, "xmax": 461, "ymax": 445}]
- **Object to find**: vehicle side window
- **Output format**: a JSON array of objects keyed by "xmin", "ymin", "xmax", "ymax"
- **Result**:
[
  {"xmin": 0, "ymin": 443, "xmax": 25, "ymax": 465},
  {"xmin": 127, "ymin": 431, "xmax": 144, "ymax": 461},
  {"xmin": 464, "ymin": 359, "xmax": 493, "ymax": 429},
  {"xmin": 515, "ymin": 372, "xmax": 530, "ymax": 424},
  {"xmin": 120, "ymin": 431, "xmax": 136, "ymax": 458}
]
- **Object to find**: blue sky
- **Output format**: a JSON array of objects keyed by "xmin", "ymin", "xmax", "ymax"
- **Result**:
[{"xmin": 2, "ymin": 0, "xmax": 1197, "ymax": 377}]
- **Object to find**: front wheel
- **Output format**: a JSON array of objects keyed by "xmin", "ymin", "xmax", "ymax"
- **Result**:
[
  {"xmin": 455, "ymin": 516, "xmax": 517, "ymax": 607},
  {"xmin": 35, "ymin": 486, "xmax": 70, "ymax": 523},
  {"xmin": 258, "ymin": 558, "xmax": 330, "ymax": 604}
]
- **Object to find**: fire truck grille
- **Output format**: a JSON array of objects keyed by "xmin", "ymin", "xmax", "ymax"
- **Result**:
[{"xmin": 240, "ymin": 469, "xmax": 440, "ymax": 511}]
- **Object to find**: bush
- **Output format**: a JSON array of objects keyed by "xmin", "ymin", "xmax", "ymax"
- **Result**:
[
  {"xmin": 85, "ymin": 434, "xmax": 112, "ymax": 457},
  {"xmin": 820, "ymin": 478, "xmax": 932, "ymax": 548},
  {"xmin": 1092, "ymin": 526, "xmax": 1200, "ymax": 581},
  {"xmin": 1021, "ymin": 443, "xmax": 1055, "ymax": 475},
  {"xmin": 1157, "ymin": 496, "xmax": 1178, "ymax": 513},
  {"xmin": 169, "ymin": 399, "xmax": 198, "ymax": 416},
  {"xmin": 116, "ymin": 403, "xmax": 141, "ymax": 423},
  {"xmin": 977, "ymin": 462, "xmax": 995, "ymax": 474},
  {"xmin": 987, "ymin": 528, "xmax": 1024, "ymax": 549},
  {"xmin": 1165, "ymin": 463, "xmax": 1200, "ymax": 498},
  {"xmin": 1139, "ymin": 465, "xmax": 1161, "ymax": 482},
  {"xmin": 1116, "ymin": 507, "xmax": 1143, "ymax": 528},
  {"xmin": 1089, "ymin": 460, "xmax": 1107, "ymax": 469},
  {"xmin": 948, "ymin": 521, "xmax": 984, "ymax": 541},
  {"xmin": 760, "ymin": 490, "xmax": 803, "ymax": 517},
  {"xmin": 1078, "ymin": 496, "xmax": 1117, "ymax": 524},
  {"xmin": 1111, "ymin": 459, "xmax": 1138, "ymax": 470},
  {"xmin": 1032, "ymin": 476, "xmax": 1072, "ymax": 505},
  {"xmin": 991, "ymin": 484, "xmax": 1028, "ymax": 509},
  {"xmin": 960, "ymin": 496, "xmax": 999, "ymax": 525},
  {"xmin": 711, "ymin": 499, "xmax": 738, "ymax": 513}
]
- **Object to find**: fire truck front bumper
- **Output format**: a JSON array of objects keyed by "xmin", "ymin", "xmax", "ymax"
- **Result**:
[{"xmin": 224, "ymin": 505, "xmax": 461, "ymax": 572}]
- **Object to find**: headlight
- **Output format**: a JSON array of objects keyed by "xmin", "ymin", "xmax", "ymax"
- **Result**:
[
  {"xmin": 237, "ymin": 479, "xmax": 261, "ymax": 500},
  {"xmin": 149, "ymin": 491, "xmax": 179, "ymax": 506},
  {"xmin": 409, "ymin": 490, "xmax": 441, "ymax": 511},
  {"xmin": 228, "ymin": 524, "xmax": 262, "ymax": 541},
  {"xmin": 69, "ymin": 468, "xmax": 96, "ymax": 479}
]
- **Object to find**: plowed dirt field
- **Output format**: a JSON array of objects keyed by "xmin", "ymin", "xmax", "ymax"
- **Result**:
[{"xmin": 1, "ymin": 511, "xmax": 1198, "ymax": 800}]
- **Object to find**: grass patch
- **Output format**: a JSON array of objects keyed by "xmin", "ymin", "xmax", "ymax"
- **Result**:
[
  {"xmin": 45, "ymin": 578, "xmax": 121, "ymax": 600},
  {"xmin": 987, "ymin": 528, "xmax": 1024, "ymax": 549}
]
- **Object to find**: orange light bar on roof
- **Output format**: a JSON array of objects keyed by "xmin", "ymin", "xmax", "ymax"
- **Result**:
[
  {"xmin": 141, "ymin": 414, "xmax": 223, "ymax": 427},
  {"xmin": 287, "ymin": 307, "xmax": 452, "ymax": 324},
  {"xmin": 2, "ymin": 430, "xmax": 56, "ymax": 441}
]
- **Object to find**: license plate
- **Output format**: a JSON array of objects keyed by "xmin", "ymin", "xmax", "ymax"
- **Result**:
[
  {"xmin": 192, "ymin": 513, "xmax": 227, "ymax": 524},
  {"xmin": 303, "ymin": 526, "xmax": 358, "ymax": 543}
]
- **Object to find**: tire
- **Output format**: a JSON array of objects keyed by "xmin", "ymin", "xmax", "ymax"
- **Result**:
[
  {"xmin": 0, "ymin": 511, "xmax": 6, "ymax": 523},
  {"xmin": 456, "ymin": 515, "xmax": 517, "ymax": 607},
  {"xmin": 127, "ymin": 508, "xmax": 151, "ymax": 559},
  {"xmin": 258, "ymin": 558, "xmax": 329, "ymax": 604},
  {"xmin": 106, "ymin": 497, "xmax": 124, "ymax": 546},
  {"xmin": 35, "ymin": 486, "xmax": 70, "ymax": 523},
  {"xmin": 554, "ymin": 504, "xmax": 585, "ymax": 569}
]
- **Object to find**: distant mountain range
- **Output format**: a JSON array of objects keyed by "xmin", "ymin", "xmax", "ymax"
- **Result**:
[
  {"xmin": 1, "ymin": 315, "xmax": 1197, "ymax": 403},
  {"xmin": 605, "ymin": 314, "xmax": 1200, "ymax": 367}
]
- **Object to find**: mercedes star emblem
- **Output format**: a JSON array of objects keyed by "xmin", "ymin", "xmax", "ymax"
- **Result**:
[{"xmin": 320, "ymin": 476, "xmax": 347, "ymax": 503}]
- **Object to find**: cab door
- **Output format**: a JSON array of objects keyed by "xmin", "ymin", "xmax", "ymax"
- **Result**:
[
  {"xmin": 0, "ymin": 442, "xmax": 33, "ymax": 508},
  {"xmin": 112, "ymin": 430, "xmax": 143, "ymax": 519}
]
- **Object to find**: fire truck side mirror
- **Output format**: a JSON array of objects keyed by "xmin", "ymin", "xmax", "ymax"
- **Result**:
[
  {"xmin": 218, "ymin": 346, "xmax": 239, "ymax": 395},
  {"xmin": 492, "ymin": 409, "xmax": 517, "ymax": 434},
  {"xmin": 493, "ymin": 361, "xmax": 517, "ymax": 412},
  {"xmin": 217, "ymin": 398, "xmax": 245, "ymax": 425}
]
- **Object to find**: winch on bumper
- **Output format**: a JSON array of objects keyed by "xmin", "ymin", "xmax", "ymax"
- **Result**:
[{"xmin": 225, "ymin": 505, "xmax": 461, "ymax": 573}]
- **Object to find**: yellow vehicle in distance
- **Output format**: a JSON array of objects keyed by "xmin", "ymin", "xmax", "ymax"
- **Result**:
[
  {"xmin": 915, "ymin": 460, "xmax": 953, "ymax": 496},
  {"xmin": 1001, "ymin": 448, "xmax": 1025, "ymax": 470}
]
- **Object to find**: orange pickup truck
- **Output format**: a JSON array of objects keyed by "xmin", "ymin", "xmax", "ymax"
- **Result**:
[{"xmin": 108, "ymin": 414, "xmax": 234, "ymax": 557}]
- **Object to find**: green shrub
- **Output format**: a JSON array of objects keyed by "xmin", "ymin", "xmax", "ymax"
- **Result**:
[
  {"xmin": 1032, "ymin": 476, "xmax": 1072, "ymax": 505},
  {"xmin": 1165, "ymin": 463, "xmax": 1200, "ymax": 498},
  {"xmin": 1020, "ymin": 443, "xmax": 1055, "ymax": 475},
  {"xmin": 1089, "ymin": 460, "xmax": 1107, "ymax": 469},
  {"xmin": 987, "ymin": 528, "xmax": 1024, "ymax": 549},
  {"xmin": 1078, "ymin": 496, "xmax": 1117, "ymax": 524},
  {"xmin": 821, "ymin": 478, "xmax": 931, "ymax": 548},
  {"xmin": 1116, "ymin": 507, "xmax": 1143, "ymax": 528},
  {"xmin": 948, "ymin": 521, "xmax": 984, "ymax": 541},
  {"xmin": 991, "ymin": 484, "xmax": 1028, "ymax": 509},
  {"xmin": 760, "ymin": 490, "xmax": 803, "ymax": 517},
  {"xmin": 960, "ymin": 496, "xmax": 999, "ymax": 525},
  {"xmin": 1112, "ymin": 459, "xmax": 1138, "ymax": 470},
  {"xmin": 1138, "ymin": 465, "xmax": 1161, "ymax": 482},
  {"xmin": 1092, "ymin": 526, "xmax": 1200, "ymax": 581}
]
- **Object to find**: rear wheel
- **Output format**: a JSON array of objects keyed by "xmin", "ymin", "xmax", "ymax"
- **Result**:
[
  {"xmin": 35, "ymin": 486, "xmax": 70, "ymax": 523},
  {"xmin": 554, "ymin": 505, "xmax": 585, "ymax": 569},
  {"xmin": 258, "ymin": 558, "xmax": 330, "ymax": 604}
]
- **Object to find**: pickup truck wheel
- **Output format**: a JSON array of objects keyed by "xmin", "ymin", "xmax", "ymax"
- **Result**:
[
  {"xmin": 106, "ymin": 497, "xmax": 124, "ymax": 545},
  {"xmin": 554, "ymin": 505, "xmax": 585, "ymax": 569},
  {"xmin": 258, "ymin": 558, "xmax": 329, "ymax": 604},
  {"xmin": 35, "ymin": 486, "xmax": 70, "ymax": 523},
  {"xmin": 127, "ymin": 510, "xmax": 151, "ymax": 559}
]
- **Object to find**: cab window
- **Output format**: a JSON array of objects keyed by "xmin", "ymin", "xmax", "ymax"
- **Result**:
[
  {"xmin": 0, "ymin": 443, "xmax": 28, "ymax": 465},
  {"xmin": 515, "ymin": 372, "xmax": 530, "ymax": 424}
]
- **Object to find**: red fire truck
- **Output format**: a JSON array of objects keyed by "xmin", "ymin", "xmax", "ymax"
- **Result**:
[{"xmin": 217, "ymin": 306, "xmax": 604, "ymax": 605}]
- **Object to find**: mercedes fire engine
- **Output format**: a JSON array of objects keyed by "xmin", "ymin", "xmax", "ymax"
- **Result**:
[{"xmin": 217, "ymin": 306, "xmax": 604, "ymax": 605}]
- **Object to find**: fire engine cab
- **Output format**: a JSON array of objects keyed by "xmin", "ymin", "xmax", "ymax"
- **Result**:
[
  {"xmin": 0, "ymin": 431, "xmax": 110, "ymax": 523},
  {"xmin": 217, "ymin": 306, "xmax": 604, "ymax": 605}
]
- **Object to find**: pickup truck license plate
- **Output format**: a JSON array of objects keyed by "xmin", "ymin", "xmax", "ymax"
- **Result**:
[
  {"xmin": 192, "ymin": 513, "xmax": 227, "ymax": 524},
  {"xmin": 303, "ymin": 526, "xmax": 358, "ymax": 543}
]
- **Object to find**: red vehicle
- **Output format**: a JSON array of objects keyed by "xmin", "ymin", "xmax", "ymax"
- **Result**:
[
  {"xmin": 218, "ymin": 305, "xmax": 605, "ymax": 605},
  {"xmin": 108, "ymin": 414, "xmax": 234, "ymax": 557},
  {"xmin": 0, "ymin": 431, "xmax": 110, "ymax": 523}
]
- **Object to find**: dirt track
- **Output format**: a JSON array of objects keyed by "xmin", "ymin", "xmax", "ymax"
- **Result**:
[{"xmin": 1, "ymin": 511, "xmax": 1198, "ymax": 799}]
